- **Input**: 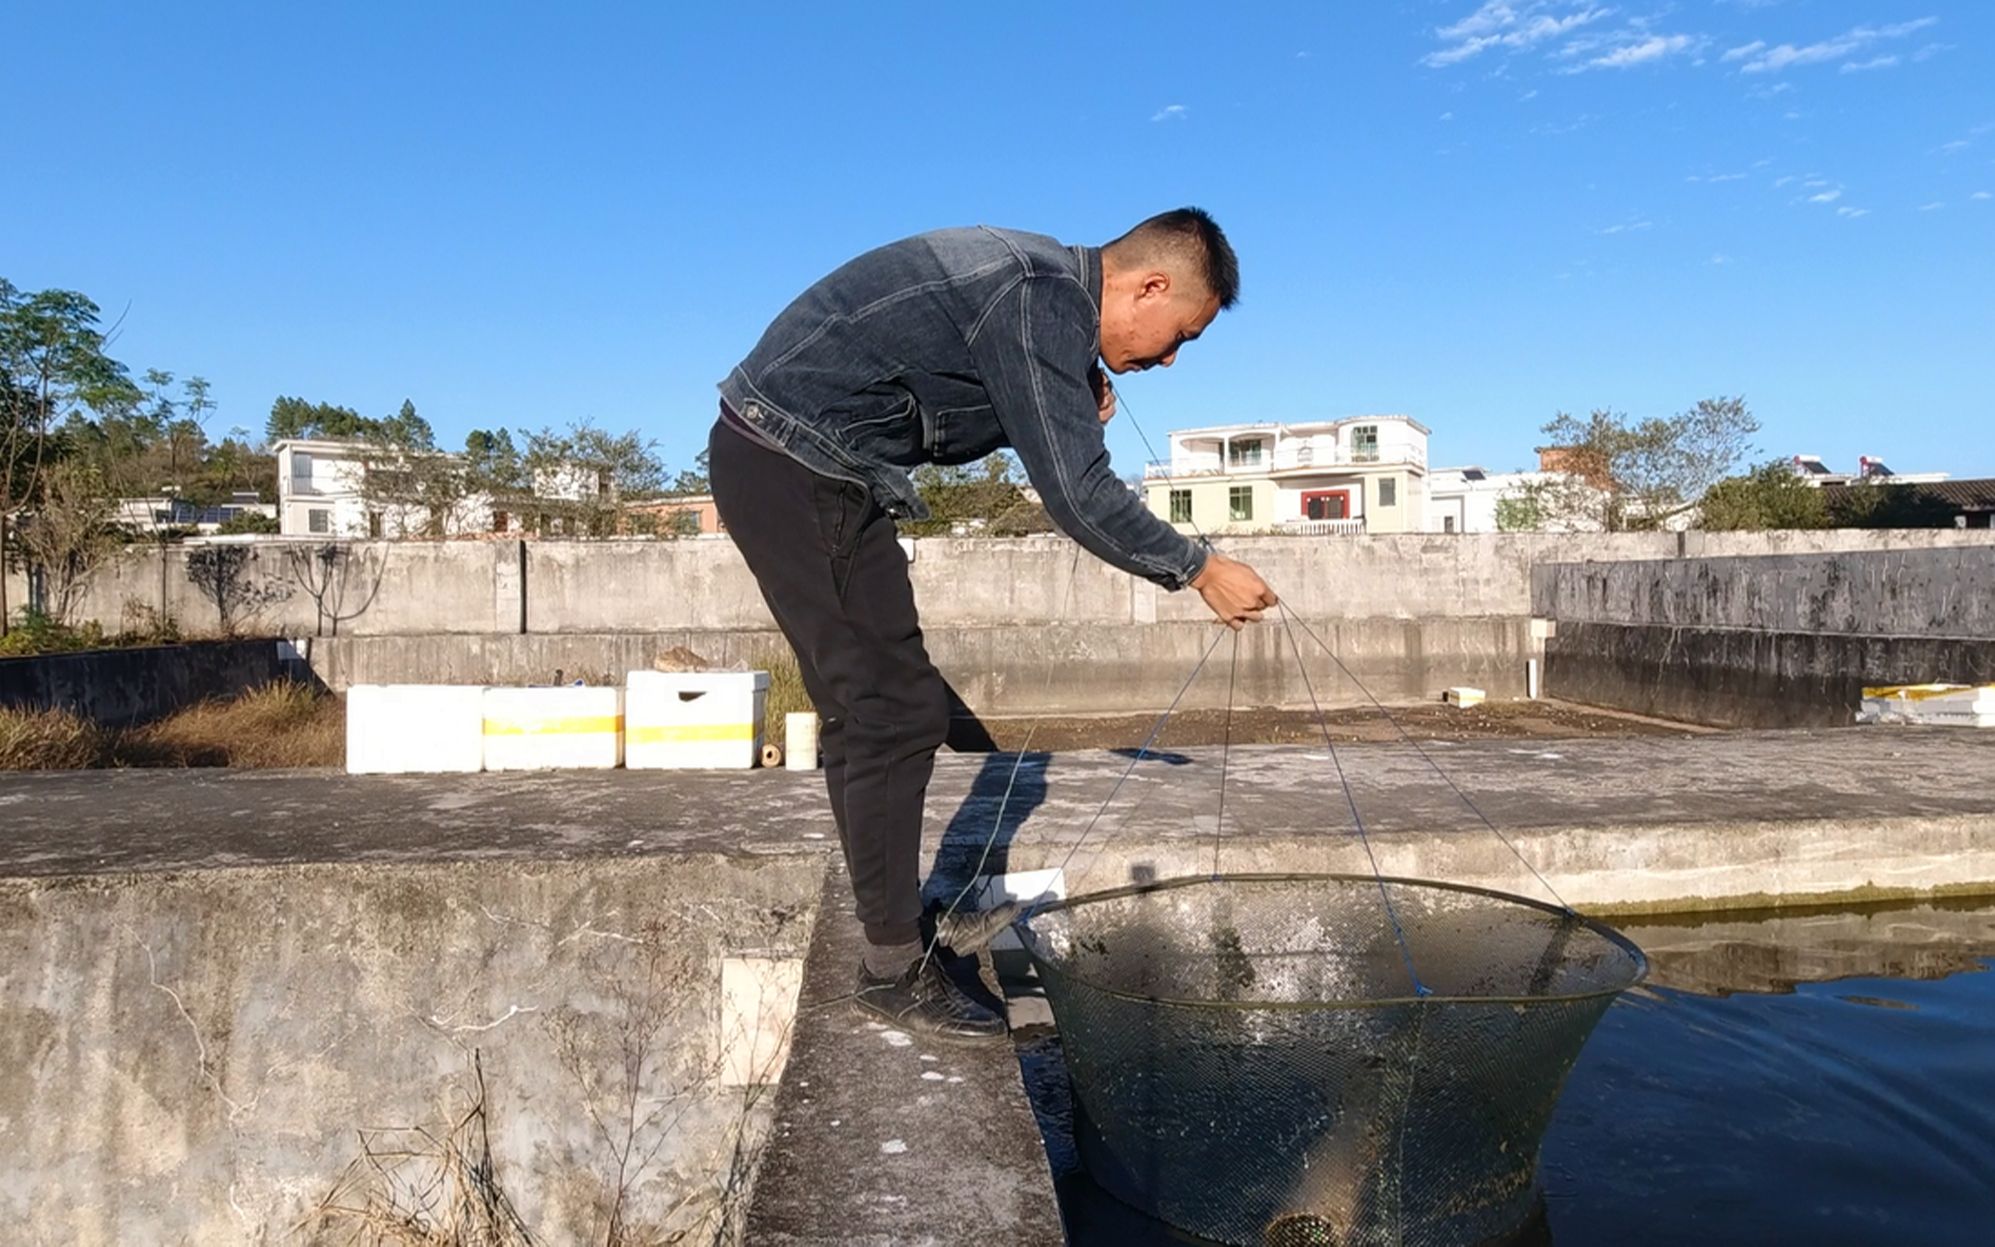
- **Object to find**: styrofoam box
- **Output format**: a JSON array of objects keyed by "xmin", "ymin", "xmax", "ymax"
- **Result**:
[
  {"xmin": 346, "ymin": 684, "xmax": 488, "ymax": 774},
  {"xmin": 1861, "ymin": 683, "xmax": 1995, "ymax": 729},
  {"xmin": 626, "ymin": 670, "xmax": 770, "ymax": 769},
  {"xmin": 482, "ymin": 686, "xmax": 625, "ymax": 771}
]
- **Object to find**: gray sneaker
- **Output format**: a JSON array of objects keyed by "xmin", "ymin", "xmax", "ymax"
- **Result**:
[{"xmin": 854, "ymin": 956, "xmax": 1007, "ymax": 1042}]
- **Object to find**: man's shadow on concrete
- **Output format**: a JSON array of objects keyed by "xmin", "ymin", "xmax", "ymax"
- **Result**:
[
  {"xmin": 927, "ymin": 690, "xmax": 1048, "ymax": 910},
  {"xmin": 925, "ymin": 690, "xmax": 1199, "ymax": 912}
]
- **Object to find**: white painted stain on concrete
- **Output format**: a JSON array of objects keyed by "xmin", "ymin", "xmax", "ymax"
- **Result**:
[
  {"xmin": 880, "ymin": 1029, "xmax": 912, "ymax": 1048},
  {"xmin": 881, "ymin": 1139, "xmax": 907, "ymax": 1155},
  {"xmin": 921, "ymin": 1071, "xmax": 945, "ymax": 1081}
]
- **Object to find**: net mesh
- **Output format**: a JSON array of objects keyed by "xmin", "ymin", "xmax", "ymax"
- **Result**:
[{"xmin": 1019, "ymin": 874, "xmax": 1646, "ymax": 1247}]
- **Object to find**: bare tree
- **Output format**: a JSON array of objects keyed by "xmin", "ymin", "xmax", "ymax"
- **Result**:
[
  {"xmin": 12, "ymin": 461, "xmax": 116, "ymax": 624},
  {"xmin": 185, "ymin": 544, "xmax": 292, "ymax": 637},
  {"xmin": 284, "ymin": 542, "xmax": 384, "ymax": 637}
]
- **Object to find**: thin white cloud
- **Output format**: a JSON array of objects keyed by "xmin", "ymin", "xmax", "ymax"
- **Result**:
[
  {"xmin": 1773, "ymin": 175, "xmax": 1797, "ymax": 187},
  {"xmin": 1737, "ymin": 17, "xmax": 1940, "ymax": 74},
  {"xmin": 1597, "ymin": 219, "xmax": 1653, "ymax": 235},
  {"xmin": 1807, "ymin": 189, "xmax": 1843, "ymax": 203},
  {"xmin": 1709, "ymin": 253, "xmax": 1733, "ymax": 266},
  {"xmin": 1939, "ymin": 140, "xmax": 1971, "ymax": 154},
  {"xmin": 1424, "ymin": 2, "xmax": 1614, "ymax": 68},
  {"xmin": 1840, "ymin": 56, "xmax": 1898, "ymax": 73},
  {"xmin": 1974, "ymin": 191, "xmax": 1994, "ymax": 201},
  {"xmin": 1439, "ymin": 111, "xmax": 1456, "ymax": 121},
  {"xmin": 1912, "ymin": 43, "xmax": 1950, "ymax": 62},
  {"xmin": 1835, "ymin": 206, "xmax": 1871, "ymax": 218},
  {"xmin": 1919, "ymin": 202, "xmax": 1944, "ymax": 211},
  {"xmin": 1150, "ymin": 104, "xmax": 1188, "ymax": 122},
  {"xmin": 1578, "ymin": 33, "xmax": 1696, "ymax": 70},
  {"xmin": 1687, "ymin": 171, "xmax": 1749, "ymax": 183}
]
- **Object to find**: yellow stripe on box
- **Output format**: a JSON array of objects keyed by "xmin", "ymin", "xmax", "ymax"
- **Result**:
[
  {"xmin": 629, "ymin": 722, "xmax": 756, "ymax": 745},
  {"xmin": 1861, "ymin": 684, "xmax": 1994, "ymax": 702},
  {"xmin": 483, "ymin": 715, "xmax": 625, "ymax": 737}
]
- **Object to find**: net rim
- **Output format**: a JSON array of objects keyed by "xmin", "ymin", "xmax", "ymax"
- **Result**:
[{"xmin": 1018, "ymin": 871, "xmax": 1649, "ymax": 1011}]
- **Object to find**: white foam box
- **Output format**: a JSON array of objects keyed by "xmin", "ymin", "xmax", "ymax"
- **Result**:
[
  {"xmin": 481, "ymin": 686, "xmax": 625, "ymax": 770},
  {"xmin": 625, "ymin": 670, "xmax": 770, "ymax": 769},
  {"xmin": 1860, "ymin": 684, "xmax": 1995, "ymax": 728},
  {"xmin": 346, "ymin": 684, "xmax": 488, "ymax": 774}
]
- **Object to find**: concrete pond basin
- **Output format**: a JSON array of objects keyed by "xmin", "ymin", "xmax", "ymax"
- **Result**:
[{"xmin": 4, "ymin": 726, "xmax": 1994, "ymax": 1243}]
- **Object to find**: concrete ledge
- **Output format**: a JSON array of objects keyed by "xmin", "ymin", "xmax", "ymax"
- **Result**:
[
  {"xmin": 305, "ymin": 617, "xmax": 1544, "ymax": 714},
  {"xmin": 743, "ymin": 871, "xmax": 1065, "ymax": 1246}
]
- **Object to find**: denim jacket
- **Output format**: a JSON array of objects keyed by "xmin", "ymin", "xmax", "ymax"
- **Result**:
[{"xmin": 718, "ymin": 226, "xmax": 1207, "ymax": 590}]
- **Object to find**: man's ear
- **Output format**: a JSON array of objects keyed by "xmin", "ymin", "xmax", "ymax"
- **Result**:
[{"xmin": 1139, "ymin": 270, "xmax": 1173, "ymax": 301}]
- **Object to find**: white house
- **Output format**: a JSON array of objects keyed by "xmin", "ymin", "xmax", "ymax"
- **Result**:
[
  {"xmin": 274, "ymin": 438, "xmax": 494, "ymax": 538},
  {"xmin": 1143, "ymin": 416, "xmax": 1431, "ymax": 536},
  {"xmin": 1424, "ymin": 467, "xmax": 1565, "ymax": 533}
]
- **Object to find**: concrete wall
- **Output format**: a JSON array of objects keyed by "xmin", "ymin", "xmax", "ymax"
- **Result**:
[
  {"xmin": 38, "ymin": 530, "xmax": 1995, "ymax": 638},
  {"xmin": 0, "ymin": 855, "xmax": 820, "ymax": 1245},
  {"xmin": 1531, "ymin": 547, "xmax": 1995, "ymax": 638},
  {"xmin": 0, "ymin": 640, "xmax": 287, "ymax": 725},
  {"xmin": 1536, "ymin": 545, "xmax": 1995, "ymax": 727},
  {"xmin": 306, "ymin": 616, "xmax": 1543, "ymax": 714},
  {"xmin": 61, "ymin": 540, "xmax": 522, "ymax": 637}
]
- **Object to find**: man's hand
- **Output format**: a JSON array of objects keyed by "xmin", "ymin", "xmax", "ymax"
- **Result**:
[
  {"xmin": 1192, "ymin": 552, "xmax": 1278, "ymax": 629},
  {"xmin": 1089, "ymin": 363, "xmax": 1117, "ymax": 424}
]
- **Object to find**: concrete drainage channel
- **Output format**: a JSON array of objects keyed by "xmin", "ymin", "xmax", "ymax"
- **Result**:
[{"xmin": 5, "ymin": 727, "xmax": 1995, "ymax": 1242}]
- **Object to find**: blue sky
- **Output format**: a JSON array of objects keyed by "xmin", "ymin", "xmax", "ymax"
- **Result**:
[{"xmin": 10, "ymin": 1, "xmax": 1992, "ymax": 480}]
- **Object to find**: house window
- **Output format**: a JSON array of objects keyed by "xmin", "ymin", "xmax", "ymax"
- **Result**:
[
  {"xmin": 1169, "ymin": 489, "xmax": 1193, "ymax": 524},
  {"xmin": 1443, "ymin": 515, "xmax": 1457, "ymax": 533},
  {"xmin": 1228, "ymin": 439, "xmax": 1263, "ymax": 468},
  {"xmin": 1229, "ymin": 486, "xmax": 1254, "ymax": 522},
  {"xmin": 492, "ymin": 509, "xmax": 509, "ymax": 533},
  {"xmin": 1352, "ymin": 426, "xmax": 1379, "ymax": 463},
  {"xmin": 308, "ymin": 509, "xmax": 331, "ymax": 534},
  {"xmin": 1379, "ymin": 479, "xmax": 1397, "ymax": 507},
  {"xmin": 367, "ymin": 512, "xmax": 384, "ymax": 539}
]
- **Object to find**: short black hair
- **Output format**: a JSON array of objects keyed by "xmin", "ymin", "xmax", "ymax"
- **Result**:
[{"xmin": 1104, "ymin": 207, "xmax": 1240, "ymax": 309}]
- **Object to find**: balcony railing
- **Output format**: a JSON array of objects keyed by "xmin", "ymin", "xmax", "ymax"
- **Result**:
[
  {"xmin": 286, "ymin": 475, "xmax": 322, "ymax": 495},
  {"xmin": 1275, "ymin": 518, "xmax": 1366, "ymax": 536},
  {"xmin": 1145, "ymin": 444, "xmax": 1426, "ymax": 478}
]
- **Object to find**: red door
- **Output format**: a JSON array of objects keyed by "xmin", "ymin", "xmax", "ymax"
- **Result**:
[{"xmin": 1301, "ymin": 490, "xmax": 1351, "ymax": 520}]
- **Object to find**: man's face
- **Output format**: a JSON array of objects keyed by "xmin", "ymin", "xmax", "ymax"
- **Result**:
[{"xmin": 1099, "ymin": 273, "xmax": 1221, "ymax": 375}]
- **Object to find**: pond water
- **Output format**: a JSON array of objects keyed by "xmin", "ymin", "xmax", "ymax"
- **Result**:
[{"xmin": 1013, "ymin": 899, "xmax": 1995, "ymax": 1246}]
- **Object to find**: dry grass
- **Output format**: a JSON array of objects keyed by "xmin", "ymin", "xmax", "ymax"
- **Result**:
[
  {"xmin": 0, "ymin": 682, "xmax": 345, "ymax": 771},
  {"xmin": 119, "ymin": 681, "xmax": 345, "ymax": 768},
  {"xmin": 755, "ymin": 648, "xmax": 815, "ymax": 723},
  {"xmin": 0, "ymin": 707, "xmax": 111, "ymax": 770}
]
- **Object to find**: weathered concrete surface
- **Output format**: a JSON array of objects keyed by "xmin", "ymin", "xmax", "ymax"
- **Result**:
[
  {"xmin": 5, "ymin": 730, "xmax": 1995, "ymax": 1243},
  {"xmin": 1544, "ymin": 621, "xmax": 1995, "ymax": 729},
  {"xmin": 0, "ymin": 639, "xmax": 289, "ymax": 725},
  {"xmin": 0, "ymin": 855, "xmax": 821, "ymax": 1245},
  {"xmin": 1533, "ymin": 547, "xmax": 1995, "ymax": 638},
  {"xmin": 62, "ymin": 539, "xmax": 522, "ymax": 638},
  {"xmin": 744, "ymin": 870, "xmax": 1065, "ymax": 1246},
  {"xmin": 43, "ymin": 530, "xmax": 1995, "ymax": 640},
  {"xmin": 4, "ymin": 730, "xmax": 1993, "ymax": 910},
  {"xmin": 304, "ymin": 616, "xmax": 1545, "ymax": 712},
  {"xmin": 1537, "ymin": 547, "xmax": 1995, "ymax": 728}
]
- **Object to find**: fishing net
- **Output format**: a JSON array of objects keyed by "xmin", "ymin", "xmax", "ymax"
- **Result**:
[{"xmin": 1018, "ymin": 873, "xmax": 1646, "ymax": 1247}]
